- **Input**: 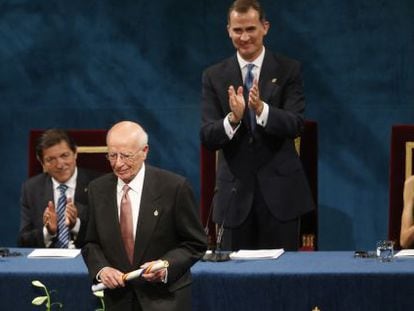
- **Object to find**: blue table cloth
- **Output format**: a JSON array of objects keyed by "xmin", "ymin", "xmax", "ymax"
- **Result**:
[{"xmin": 1, "ymin": 249, "xmax": 414, "ymax": 310}]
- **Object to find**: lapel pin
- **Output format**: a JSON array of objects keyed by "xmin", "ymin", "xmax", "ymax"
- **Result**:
[
  {"xmin": 154, "ymin": 210, "xmax": 159, "ymax": 216},
  {"xmin": 272, "ymin": 78, "xmax": 278, "ymax": 83}
]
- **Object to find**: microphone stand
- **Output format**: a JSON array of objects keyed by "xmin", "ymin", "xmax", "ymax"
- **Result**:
[
  {"xmin": 202, "ymin": 223, "xmax": 230, "ymax": 261},
  {"xmin": 201, "ymin": 187, "xmax": 216, "ymax": 255},
  {"xmin": 202, "ymin": 187, "xmax": 234, "ymax": 262}
]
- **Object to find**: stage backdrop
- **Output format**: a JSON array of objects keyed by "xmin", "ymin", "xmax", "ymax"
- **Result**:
[{"xmin": 0, "ymin": 0, "xmax": 413, "ymax": 250}]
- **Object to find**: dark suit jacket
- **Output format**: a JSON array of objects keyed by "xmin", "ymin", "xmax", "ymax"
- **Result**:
[
  {"xmin": 18, "ymin": 168, "xmax": 100, "ymax": 248},
  {"xmin": 200, "ymin": 50, "xmax": 315, "ymax": 227},
  {"xmin": 82, "ymin": 165, "xmax": 207, "ymax": 311}
]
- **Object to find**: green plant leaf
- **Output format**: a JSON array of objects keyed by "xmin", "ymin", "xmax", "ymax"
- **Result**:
[
  {"xmin": 32, "ymin": 296, "xmax": 48, "ymax": 305},
  {"xmin": 31, "ymin": 280, "xmax": 46, "ymax": 289}
]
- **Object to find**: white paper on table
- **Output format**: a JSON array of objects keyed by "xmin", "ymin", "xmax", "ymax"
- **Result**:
[
  {"xmin": 229, "ymin": 249, "xmax": 284, "ymax": 260},
  {"xmin": 28, "ymin": 248, "xmax": 81, "ymax": 258},
  {"xmin": 394, "ymin": 249, "xmax": 414, "ymax": 257}
]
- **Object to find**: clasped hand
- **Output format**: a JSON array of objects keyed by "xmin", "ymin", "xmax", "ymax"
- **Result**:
[
  {"xmin": 42, "ymin": 197, "xmax": 77, "ymax": 234},
  {"xmin": 228, "ymin": 79, "xmax": 263, "ymax": 123},
  {"xmin": 99, "ymin": 260, "xmax": 167, "ymax": 289}
]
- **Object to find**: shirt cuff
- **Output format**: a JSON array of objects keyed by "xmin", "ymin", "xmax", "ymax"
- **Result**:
[
  {"xmin": 43, "ymin": 226, "xmax": 56, "ymax": 248},
  {"xmin": 96, "ymin": 267, "xmax": 106, "ymax": 282},
  {"xmin": 256, "ymin": 101, "xmax": 269, "ymax": 127},
  {"xmin": 224, "ymin": 113, "xmax": 240, "ymax": 139},
  {"xmin": 70, "ymin": 218, "xmax": 81, "ymax": 235},
  {"xmin": 162, "ymin": 268, "xmax": 168, "ymax": 284}
]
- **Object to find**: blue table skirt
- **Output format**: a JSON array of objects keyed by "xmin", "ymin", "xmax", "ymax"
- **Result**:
[
  {"xmin": 192, "ymin": 251, "xmax": 414, "ymax": 311},
  {"xmin": 0, "ymin": 249, "xmax": 96, "ymax": 311},
  {"xmin": 1, "ymin": 249, "xmax": 414, "ymax": 311}
]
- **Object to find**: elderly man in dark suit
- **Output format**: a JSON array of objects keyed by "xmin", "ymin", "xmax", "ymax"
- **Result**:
[
  {"xmin": 82, "ymin": 121, "xmax": 207, "ymax": 311},
  {"xmin": 18, "ymin": 129, "xmax": 100, "ymax": 248},
  {"xmin": 200, "ymin": 0, "xmax": 314, "ymax": 251}
]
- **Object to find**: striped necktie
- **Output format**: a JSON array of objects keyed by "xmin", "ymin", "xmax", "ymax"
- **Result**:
[{"xmin": 55, "ymin": 184, "xmax": 69, "ymax": 248}]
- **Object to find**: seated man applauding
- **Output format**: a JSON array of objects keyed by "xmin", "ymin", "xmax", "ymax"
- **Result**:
[{"xmin": 18, "ymin": 129, "xmax": 100, "ymax": 248}]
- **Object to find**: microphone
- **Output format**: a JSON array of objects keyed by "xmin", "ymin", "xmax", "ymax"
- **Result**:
[
  {"xmin": 0, "ymin": 248, "xmax": 22, "ymax": 258},
  {"xmin": 0, "ymin": 248, "xmax": 9, "ymax": 257},
  {"xmin": 202, "ymin": 187, "xmax": 236, "ymax": 262}
]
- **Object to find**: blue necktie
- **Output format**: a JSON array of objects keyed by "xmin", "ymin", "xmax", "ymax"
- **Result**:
[
  {"xmin": 55, "ymin": 184, "xmax": 69, "ymax": 248},
  {"xmin": 245, "ymin": 64, "xmax": 256, "ymax": 131}
]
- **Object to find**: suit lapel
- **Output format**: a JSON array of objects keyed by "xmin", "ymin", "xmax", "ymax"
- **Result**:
[
  {"xmin": 74, "ymin": 169, "xmax": 89, "ymax": 203},
  {"xmin": 44, "ymin": 176, "xmax": 54, "ymax": 203},
  {"xmin": 101, "ymin": 174, "xmax": 130, "ymax": 267},
  {"xmin": 225, "ymin": 55, "xmax": 243, "ymax": 89},
  {"xmin": 259, "ymin": 51, "xmax": 280, "ymax": 103},
  {"xmin": 133, "ymin": 166, "xmax": 162, "ymax": 265},
  {"xmin": 216, "ymin": 56, "xmax": 244, "ymax": 115}
]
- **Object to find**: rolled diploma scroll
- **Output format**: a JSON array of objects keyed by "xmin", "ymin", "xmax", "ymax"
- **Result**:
[{"xmin": 91, "ymin": 260, "xmax": 169, "ymax": 292}]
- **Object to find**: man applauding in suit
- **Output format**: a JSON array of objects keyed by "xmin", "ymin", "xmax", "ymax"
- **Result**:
[
  {"xmin": 82, "ymin": 121, "xmax": 207, "ymax": 311},
  {"xmin": 18, "ymin": 129, "xmax": 100, "ymax": 248},
  {"xmin": 200, "ymin": 0, "xmax": 314, "ymax": 251}
]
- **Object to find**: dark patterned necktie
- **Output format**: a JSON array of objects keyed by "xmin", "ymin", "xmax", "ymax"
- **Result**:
[
  {"xmin": 55, "ymin": 184, "xmax": 69, "ymax": 248},
  {"xmin": 245, "ymin": 63, "xmax": 256, "ymax": 131},
  {"xmin": 120, "ymin": 184, "xmax": 134, "ymax": 264}
]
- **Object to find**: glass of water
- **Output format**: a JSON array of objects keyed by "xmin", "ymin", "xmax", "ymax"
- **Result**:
[{"xmin": 376, "ymin": 240, "xmax": 394, "ymax": 262}]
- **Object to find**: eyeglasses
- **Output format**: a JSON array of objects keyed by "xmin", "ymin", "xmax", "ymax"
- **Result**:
[
  {"xmin": 106, "ymin": 151, "xmax": 140, "ymax": 163},
  {"xmin": 43, "ymin": 152, "xmax": 73, "ymax": 166}
]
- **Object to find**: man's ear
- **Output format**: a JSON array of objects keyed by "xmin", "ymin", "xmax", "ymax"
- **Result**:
[
  {"xmin": 142, "ymin": 145, "xmax": 149, "ymax": 160},
  {"xmin": 263, "ymin": 21, "xmax": 270, "ymax": 35},
  {"xmin": 36, "ymin": 155, "xmax": 47, "ymax": 172}
]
